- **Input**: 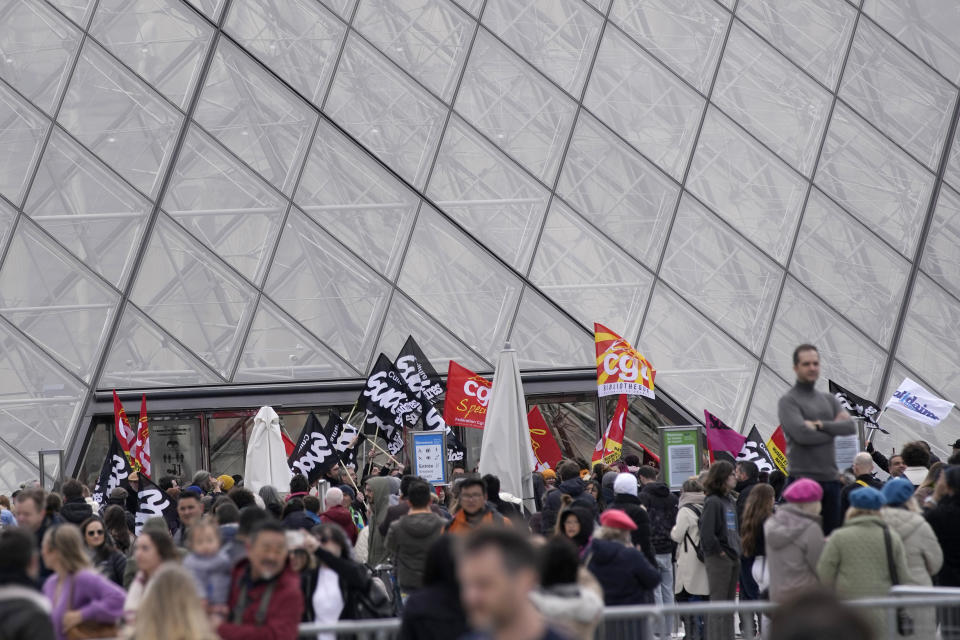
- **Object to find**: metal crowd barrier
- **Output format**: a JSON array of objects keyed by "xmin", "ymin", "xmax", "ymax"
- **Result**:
[{"xmin": 296, "ymin": 590, "xmax": 960, "ymax": 639}]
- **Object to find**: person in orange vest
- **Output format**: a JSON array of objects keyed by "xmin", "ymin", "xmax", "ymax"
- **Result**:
[{"xmin": 445, "ymin": 477, "xmax": 510, "ymax": 535}]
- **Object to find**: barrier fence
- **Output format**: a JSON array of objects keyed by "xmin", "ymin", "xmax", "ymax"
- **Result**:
[{"xmin": 295, "ymin": 588, "xmax": 960, "ymax": 639}]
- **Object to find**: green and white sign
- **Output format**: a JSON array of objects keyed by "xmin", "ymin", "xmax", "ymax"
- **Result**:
[{"xmin": 660, "ymin": 426, "xmax": 702, "ymax": 491}]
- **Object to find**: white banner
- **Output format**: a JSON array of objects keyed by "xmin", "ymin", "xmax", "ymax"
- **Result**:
[{"xmin": 884, "ymin": 378, "xmax": 954, "ymax": 427}]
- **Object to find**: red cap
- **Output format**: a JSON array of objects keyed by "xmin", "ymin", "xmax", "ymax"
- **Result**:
[{"xmin": 599, "ymin": 509, "xmax": 637, "ymax": 531}]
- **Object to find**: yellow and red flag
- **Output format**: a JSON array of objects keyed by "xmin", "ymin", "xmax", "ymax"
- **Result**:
[
  {"xmin": 131, "ymin": 395, "xmax": 151, "ymax": 477},
  {"xmin": 113, "ymin": 391, "xmax": 139, "ymax": 471},
  {"xmin": 592, "ymin": 394, "xmax": 629, "ymax": 466},
  {"xmin": 766, "ymin": 425, "xmax": 788, "ymax": 475},
  {"xmin": 527, "ymin": 406, "xmax": 564, "ymax": 471},
  {"xmin": 595, "ymin": 323, "xmax": 655, "ymax": 399}
]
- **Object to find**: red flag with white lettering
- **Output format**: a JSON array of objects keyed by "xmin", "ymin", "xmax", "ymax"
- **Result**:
[
  {"xmin": 442, "ymin": 361, "xmax": 490, "ymax": 429},
  {"xmin": 113, "ymin": 391, "xmax": 136, "ymax": 463},
  {"xmin": 592, "ymin": 394, "xmax": 629, "ymax": 465},
  {"xmin": 527, "ymin": 406, "xmax": 563, "ymax": 471},
  {"xmin": 131, "ymin": 394, "xmax": 151, "ymax": 477}
]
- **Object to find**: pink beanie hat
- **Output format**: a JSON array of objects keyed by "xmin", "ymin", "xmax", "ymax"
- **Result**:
[{"xmin": 782, "ymin": 478, "xmax": 823, "ymax": 503}]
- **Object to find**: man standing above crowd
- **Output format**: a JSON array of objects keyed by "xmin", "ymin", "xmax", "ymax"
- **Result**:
[{"xmin": 778, "ymin": 344, "xmax": 856, "ymax": 534}]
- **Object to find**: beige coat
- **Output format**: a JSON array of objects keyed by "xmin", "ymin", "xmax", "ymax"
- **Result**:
[
  {"xmin": 764, "ymin": 504, "xmax": 824, "ymax": 603},
  {"xmin": 670, "ymin": 492, "xmax": 709, "ymax": 596},
  {"xmin": 881, "ymin": 507, "xmax": 944, "ymax": 639}
]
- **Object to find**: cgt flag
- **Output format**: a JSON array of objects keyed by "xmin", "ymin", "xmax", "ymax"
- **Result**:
[
  {"xmin": 92, "ymin": 436, "xmax": 133, "ymax": 507},
  {"xmin": 112, "ymin": 391, "xmax": 137, "ymax": 466},
  {"xmin": 131, "ymin": 395, "xmax": 151, "ymax": 477},
  {"xmin": 766, "ymin": 426, "xmax": 788, "ymax": 475},
  {"xmin": 704, "ymin": 410, "xmax": 747, "ymax": 463},
  {"xmin": 394, "ymin": 337, "xmax": 466, "ymax": 464},
  {"xmin": 885, "ymin": 378, "xmax": 955, "ymax": 427},
  {"xmin": 135, "ymin": 474, "xmax": 179, "ymax": 535},
  {"xmin": 735, "ymin": 425, "xmax": 775, "ymax": 474},
  {"xmin": 595, "ymin": 323, "xmax": 655, "ymax": 399},
  {"xmin": 592, "ymin": 395, "xmax": 629, "ymax": 466},
  {"xmin": 443, "ymin": 361, "xmax": 491, "ymax": 429},
  {"xmin": 829, "ymin": 380, "xmax": 887, "ymax": 434},
  {"xmin": 288, "ymin": 412, "xmax": 339, "ymax": 483},
  {"xmin": 527, "ymin": 406, "xmax": 563, "ymax": 471}
]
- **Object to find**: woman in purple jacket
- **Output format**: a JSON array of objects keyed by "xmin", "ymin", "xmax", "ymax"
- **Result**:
[{"xmin": 41, "ymin": 524, "xmax": 125, "ymax": 640}]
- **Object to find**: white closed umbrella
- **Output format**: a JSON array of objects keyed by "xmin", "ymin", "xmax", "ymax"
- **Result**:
[
  {"xmin": 478, "ymin": 343, "xmax": 538, "ymax": 513},
  {"xmin": 244, "ymin": 406, "xmax": 292, "ymax": 494}
]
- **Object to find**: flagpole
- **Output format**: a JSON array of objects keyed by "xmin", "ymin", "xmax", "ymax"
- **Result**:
[
  {"xmin": 365, "ymin": 437, "xmax": 404, "ymax": 468},
  {"xmin": 865, "ymin": 408, "xmax": 890, "ymax": 446}
]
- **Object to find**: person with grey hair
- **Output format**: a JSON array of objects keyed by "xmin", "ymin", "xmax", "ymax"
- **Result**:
[
  {"xmin": 190, "ymin": 470, "xmax": 214, "ymax": 494},
  {"xmin": 839, "ymin": 452, "xmax": 883, "ymax": 514},
  {"xmin": 320, "ymin": 487, "xmax": 358, "ymax": 544}
]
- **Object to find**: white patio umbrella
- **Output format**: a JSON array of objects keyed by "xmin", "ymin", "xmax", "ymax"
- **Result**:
[
  {"xmin": 478, "ymin": 342, "xmax": 538, "ymax": 513},
  {"xmin": 244, "ymin": 406, "xmax": 292, "ymax": 494}
]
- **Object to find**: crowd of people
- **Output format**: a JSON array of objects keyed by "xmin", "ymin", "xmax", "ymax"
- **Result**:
[{"xmin": 0, "ymin": 343, "xmax": 959, "ymax": 640}]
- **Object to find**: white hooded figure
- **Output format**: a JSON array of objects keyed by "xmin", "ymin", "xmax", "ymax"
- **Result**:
[{"xmin": 244, "ymin": 406, "xmax": 292, "ymax": 494}]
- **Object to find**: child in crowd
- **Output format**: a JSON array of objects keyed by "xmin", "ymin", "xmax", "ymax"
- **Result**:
[{"xmin": 183, "ymin": 518, "xmax": 232, "ymax": 623}]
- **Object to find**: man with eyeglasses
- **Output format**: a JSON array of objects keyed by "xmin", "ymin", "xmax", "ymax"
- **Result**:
[{"xmin": 446, "ymin": 477, "xmax": 510, "ymax": 535}]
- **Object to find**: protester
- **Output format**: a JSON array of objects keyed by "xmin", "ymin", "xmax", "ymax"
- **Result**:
[
  {"xmin": 319, "ymin": 487, "xmax": 359, "ymax": 544},
  {"xmin": 339, "ymin": 485, "xmax": 366, "ymax": 529},
  {"xmin": 14, "ymin": 488, "xmax": 62, "ymax": 580},
  {"xmin": 280, "ymin": 497, "xmax": 314, "ymax": 532},
  {"xmin": 540, "ymin": 460, "xmax": 596, "ymax": 534},
  {"xmin": 41, "ymin": 524, "xmax": 125, "ymax": 640},
  {"xmin": 764, "ymin": 478, "xmax": 825, "ymax": 603},
  {"xmin": 839, "ymin": 452, "xmax": 883, "ymax": 514},
  {"xmin": 183, "ymin": 518, "xmax": 232, "ymax": 615},
  {"xmin": 777, "ymin": 344, "xmax": 856, "ymax": 534},
  {"xmin": 258, "ymin": 486, "xmax": 283, "ymax": 519},
  {"xmin": 608, "ymin": 472, "xmax": 655, "ymax": 563},
  {"xmin": 817, "ymin": 486, "xmax": 910, "ymax": 638},
  {"xmin": 900, "ymin": 441, "xmax": 932, "ymax": 487},
  {"xmin": 59, "ymin": 480, "xmax": 92, "ymax": 526},
  {"xmin": 734, "ymin": 461, "xmax": 760, "ymax": 523},
  {"xmin": 287, "ymin": 474, "xmax": 309, "ymax": 502},
  {"xmin": 446, "ymin": 477, "xmax": 508, "ymax": 535},
  {"xmin": 530, "ymin": 536, "xmax": 604, "ymax": 640},
  {"xmin": 173, "ymin": 491, "xmax": 203, "ymax": 547},
  {"xmin": 924, "ymin": 466, "xmax": 960, "ymax": 587},
  {"xmin": 102, "ymin": 504, "xmax": 134, "ymax": 558},
  {"xmin": 129, "ymin": 564, "xmax": 218, "ymax": 640},
  {"xmin": 881, "ymin": 477, "xmax": 943, "ymax": 636},
  {"xmin": 867, "ymin": 440, "xmax": 908, "ymax": 478},
  {"xmin": 459, "ymin": 528, "xmax": 569, "ymax": 640},
  {"xmin": 124, "ymin": 525, "xmax": 179, "ymax": 628},
  {"xmin": 218, "ymin": 520, "xmax": 304, "ymax": 639},
  {"xmin": 914, "ymin": 462, "xmax": 945, "ymax": 509},
  {"xmin": 399, "ymin": 536, "xmax": 468, "ymax": 640},
  {"xmin": 555, "ymin": 500, "xmax": 594, "ymax": 553},
  {"xmin": 80, "ymin": 515, "xmax": 126, "ymax": 586},
  {"xmin": 739, "ymin": 483, "xmax": 775, "ymax": 635},
  {"xmin": 0, "ymin": 494, "xmax": 18, "ymax": 528},
  {"xmin": 700, "ymin": 460, "xmax": 740, "ymax": 640},
  {"xmin": 304, "ymin": 522, "xmax": 375, "ymax": 634},
  {"xmin": 637, "ymin": 464, "xmax": 678, "ymax": 622},
  {"xmin": 0, "ymin": 527, "xmax": 55, "ymax": 639},
  {"xmin": 363, "ymin": 477, "xmax": 392, "ymax": 566},
  {"xmin": 385, "ymin": 479, "xmax": 446, "ymax": 596},
  {"xmin": 586, "ymin": 509, "xmax": 660, "ymax": 606},
  {"xmin": 483, "ymin": 474, "xmax": 524, "ymax": 523},
  {"xmin": 768, "ymin": 589, "xmax": 874, "ymax": 640},
  {"xmin": 158, "ymin": 475, "xmax": 182, "ymax": 502},
  {"xmin": 671, "ymin": 478, "xmax": 708, "ymax": 640},
  {"xmin": 301, "ymin": 495, "xmax": 322, "ymax": 526}
]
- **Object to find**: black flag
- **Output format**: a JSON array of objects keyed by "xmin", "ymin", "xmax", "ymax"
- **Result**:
[
  {"xmin": 828, "ymin": 380, "xmax": 888, "ymax": 433},
  {"xmin": 394, "ymin": 336, "xmax": 466, "ymax": 464},
  {"xmin": 735, "ymin": 425, "xmax": 775, "ymax": 474},
  {"xmin": 92, "ymin": 436, "xmax": 132, "ymax": 507},
  {"xmin": 136, "ymin": 474, "xmax": 179, "ymax": 535},
  {"xmin": 288, "ymin": 412, "xmax": 339, "ymax": 483},
  {"xmin": 358, "ymin": 354, "xmax": 426, "ymax": 455},
  {"xmin": 327, "ymin": 412, "xmax": 363, "ymax": 469}
]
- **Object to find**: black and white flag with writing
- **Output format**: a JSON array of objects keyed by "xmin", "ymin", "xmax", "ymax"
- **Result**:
[
  {"xmin": 394, "ymin": 336, "xmax": 466, "ymax": 464},
  {"xmin": 135, "ymin": 474, "xmax": 179, "ymax": 535},
  {"xmin": 735, "ymin": 426, "xmax": 775, "ymax": 474},
  {"xmin": 92, "ymin": 436, "xmax": 133, "ymax": 507},
  {"xmin": 359, "ymin": 354, "xmax": 424, "ymax": 455},
  {"xmin": 326, "ymin": 411, "xmax": 364, "ymax": 469},
  {"xmin": 288, "ymin": 412, "xmax": 339, "ymax": 483},
  {"xmin": 828, "ymin": 379, "xmax": 888, "ymax": 433}
]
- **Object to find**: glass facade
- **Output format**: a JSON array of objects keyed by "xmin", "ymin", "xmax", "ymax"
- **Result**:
[{"xmin": 1, "ymin": 0, "xmax": 959, "ymax": 489}]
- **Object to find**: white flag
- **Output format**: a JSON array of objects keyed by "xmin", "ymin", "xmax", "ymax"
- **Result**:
[{"xmin": 884, "ymin": 378, "xmax": 954, "ymax": 427}]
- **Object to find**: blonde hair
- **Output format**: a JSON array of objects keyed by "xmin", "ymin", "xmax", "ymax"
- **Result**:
[
  {"xmin": 43, "ymin": 524, "xmax": 91, "ymax": 575},
  {"xmin": 593, "ymin": 525, "xmax": 631, "ymax": 545},
  {"xmin": 133, "ymin": 564, "xmax": 219, "ymax": 640},
  {"xmin": 844, "ymin": 507, "xmax": 877, "ymax": 522}
]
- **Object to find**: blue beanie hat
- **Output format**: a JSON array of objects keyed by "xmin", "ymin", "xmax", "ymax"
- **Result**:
[
  {"xmin": 849, "ymin": 486, "xmax": 885, "ymax": 510},
  {"xmin": 881, "ymin": 477, "xmax": 915, "ymax": 507}
]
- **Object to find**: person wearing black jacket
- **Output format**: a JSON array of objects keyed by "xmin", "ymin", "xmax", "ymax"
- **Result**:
[
  {"xmin": 586, "ymin": 510, "xmax": 660, "ymax": 606},
  {"xmin": 734, "ymin": 461, "xmax": 759, "ymax": 524},
  {"xmin": 59, "ymin": 479, "xmax": 93, "ymax": 525},
  {"xmin": 0, "ymin": 527, "xmax": 55, "ymax": 640},
  {"xmin": 80, "ymin": 515, "xmax": 127, "ymax": 586},
  {"xmin": 541, "ymin": 461, "xmax": 597, "ymax": 534},
  {"xmin": 926, "ymin": 466, "xmax": 960, "ymax": 588},
  {"xmin": 700, "ymin": 461, "xmax": 740, "ymax": 640},
  {"xmin": 399, "ymin": 535, "xmax": 468, "ymax": 640},
  {"xmin": 638, "ymin": 464, "xmax": 679, "ymax": 626},
  {"xmin": 839, "ymin": 452, "xmax": 883, "ymax": 514},
  {"xmin": 304, "ymin": 522, "xmax": 375, "ymax": 623},
  {"xmin": 609, "ymin": 473, "xmax": 656, "ymax": 565}
]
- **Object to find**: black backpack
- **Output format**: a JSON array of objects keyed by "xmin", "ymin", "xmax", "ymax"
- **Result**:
[
  {"xmin": 681, "ymin": 504, "xmax": 704, "ymax": 562},
  {"xmin": 354, "ymin": 568, "xmax": 394, "ymax": 619}
]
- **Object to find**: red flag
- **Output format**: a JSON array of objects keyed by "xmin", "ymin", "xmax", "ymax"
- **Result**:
[
  {"xmin": 766, "ymin": 425, "xmax": 788, "ymax": 474},
  {"xmin": 637, "ymin": 441, "xmax": 660, "ymax": 468},
  {"xmin": 281, "ymin": 430, "xmax": 295, "ymax": 458},
  {"xmin": 704, "ymin": 410, "xmax": 747, "ymax": 463},
  {"xmin": 442, "ymin": 361, "xmax": 491, "ymax": 429},
  {"xmin": 131, "ymin": 394, "xmax": 151, "ymax": 477},
  {"xmin": 527, "ymin": 406, "xmax": 563, "ymax": 471},
  {"xmin": 113, "ymin": 391, "xmax": 136, "ymax": 460},
  {"xmin": 593, "ymin": 395, "xmax": 629, "ymax": 465}
]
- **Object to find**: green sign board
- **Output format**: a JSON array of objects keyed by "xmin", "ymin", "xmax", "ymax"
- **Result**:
[{"xmin": 659, "ymin": 426, "xmax": 702, "ymax": 491}]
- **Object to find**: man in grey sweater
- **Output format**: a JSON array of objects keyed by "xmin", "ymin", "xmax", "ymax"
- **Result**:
[{"xmin": 777, "ymin": 344, "xmax": 856, "ymax": 535}]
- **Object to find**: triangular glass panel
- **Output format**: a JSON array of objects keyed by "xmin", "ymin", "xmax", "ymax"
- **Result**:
[
  {"xmin": 0, "ymin": 219, "xmax": 120, "ymax": 382},
  {"xmin": 0, "ymin": 81, "xmax": 49, "ymax": 206},
  {"xmin": 0, "ymin": 316, "xmax": 85, "ymax": 454},
  {"xmin": 0, "ymin": 197, "xmax": 17, "ymax": 252},
  {"xmin": 318, "ymin": 0, "xmax": 356, "ymax": 21},
  {"xmin": 182, "ymin": 0, "xmax": 225, "ymax": 22},
  {"xmin": 130, "ymin": 214, "xmax": 258, "ymax": 378},
  {"xmin": 163, "ymin": 126, "xmax": 287, "ymax": 286},
  {"xmin": 99, "ymin": 303, "xmax": 223, "ymax": 388},
  {"xmin": 234, "ymin": 297, "xmax": 358, "ymax": 383},
  {"xmin": 24, "ymin": 127, "xmax": 150, "ymax": 288},
  {"xmin": 264, "ymin": 208, "xmax": 391, "ymax": 369},
  {"xmin": 509, "ymin": 286, "xmax": 593, "ymax": 369},
  {"xmin": 374, "ymin": 291, "xmax": 490, "ymax": 373},
  {"xmin": 295, "ymin": 119, "xmax": 418, "ymax": 279},
  {"xmin": 46, "ymin": 0, "xmax": 96, "ymax": 28},
  {"xmin": 0, "ymin": 437, "xmax": 47, "ymax": 494},
  {"xmin": 0, "ymin": 0, "xmax": 82, "ymax": 114}
]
